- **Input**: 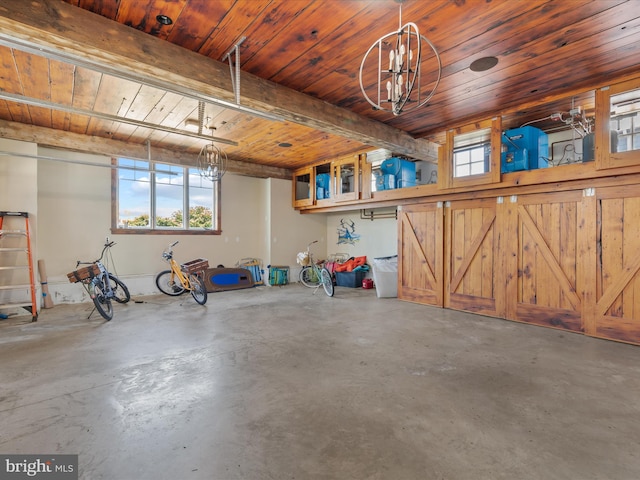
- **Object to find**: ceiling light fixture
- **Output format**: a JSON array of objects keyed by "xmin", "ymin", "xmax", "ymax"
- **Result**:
[
  {"xmin": 359, "ymin": 0, "xmax": 441, "ymax": 116},
  {"xmin": 198, "ymin": 118, "xmax": 227, "ymax": 182},
  {"xmin": 156, "ymin": 14, "xmax": 173, "ymax": 26}
]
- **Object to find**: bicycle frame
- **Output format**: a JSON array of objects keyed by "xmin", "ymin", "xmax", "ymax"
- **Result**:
[
  {"xmin": 297, "ymin": 240, "xmax": 334, "ymax": 297},
  {"xmin": 73, "ymin": 239, "xmax": 130, "ymax": 320},
  {"xmin": 156, "ymin": 241, "xmax": 208, "ymax": 305},
  {"xmin": 167, "ymin": 258, "xmax": 194, "ymax": 291}
]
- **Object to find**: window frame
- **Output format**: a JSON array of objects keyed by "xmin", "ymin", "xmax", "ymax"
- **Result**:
[
  {"xmin": 440, "ymin": 117, "xmax": 501, "ymax": 190},
  {"xmin": 111, "ymin": 158, "xmax": 222, "ymax": 235},
  {"xmin": 596, "ymin": 77, "xmax": 640, "ymax": 170}
]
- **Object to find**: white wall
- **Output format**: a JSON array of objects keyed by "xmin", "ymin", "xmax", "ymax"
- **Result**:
[
  {"xmin": 266, "ymin": 177, "xmax": 327, "ymax": 267},
  {"xmin": 5, "ymin": 144, "xmax": 329, "ymax": 304},
  {"xmin": 1, "ymin": 140, "xmax": 397, "ymax": 305},
  {"xmin": 325, "ymin": 209, "xmax": 397, "ymax": 261},
  {"xmin": 0, "ymin": 139, "xmax": 38, "ymax": 216},
  {"xmin": 0, "ymin": 139, "xmax": 39, "ymax": 307}
]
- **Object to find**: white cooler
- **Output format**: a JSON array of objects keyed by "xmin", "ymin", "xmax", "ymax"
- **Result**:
[{"xmin": 372, "ymin": 255, "xmax": 398, "ymax": 298}]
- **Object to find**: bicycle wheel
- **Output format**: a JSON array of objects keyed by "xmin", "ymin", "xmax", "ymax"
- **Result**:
[
  {"xmin": 156, "ymin": 270, "xmax": 186, "ymax": 296},
  {"xmin": 189, "ymin": 274, "xmax": 208, "ymax": 305},
  {"xmin": 299, "ymin": 266, "xmax": 320, "ymax": 287},
  {"xmin": 92, "ymin": 281, "xmax": 113, "ymax": 320},
  {"xmin": 108, "ymin": 273, "xmax": 130, "ymax": 303},
  {"xmin": 320, "ymin": 267, "xmax": 334, "ymax": 297}
]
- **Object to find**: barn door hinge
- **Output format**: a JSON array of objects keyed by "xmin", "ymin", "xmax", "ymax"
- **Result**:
[
  {"xmin": 584, "ymin": 187, "xmax": 595, "ymax": 197},
  {"xmin": 510, "ymin": 195, "xmax": 518, "ymax": 203},
  {"xmin": 497, "ymin": 196, "xmax": 504, "ymax": 204}
]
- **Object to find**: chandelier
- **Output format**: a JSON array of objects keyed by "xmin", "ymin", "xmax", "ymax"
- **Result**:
[
  {"xmin": 359, "ymin": 1, "xmax": 441, "ymax": 116},
  {"xmin": 198, "ymin": 141, "xmax": 227, "ymax": 181}
]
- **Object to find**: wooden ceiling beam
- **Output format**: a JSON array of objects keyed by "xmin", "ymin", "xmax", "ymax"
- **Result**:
[
  {"xmin": 0, "ymin": 0, "xmax": 438, "ymax": 161},
  {"xmin": 0, "ymin": 119, "xmax": 292, "ymax": 179}
]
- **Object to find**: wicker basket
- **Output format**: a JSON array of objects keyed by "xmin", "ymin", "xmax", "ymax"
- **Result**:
[
  {"xmin": 296, "ymin": 252, "xmax": 311, "ymax": 266},
  {"xmin": 67, "ymin": 263, "xmax": 100, "ymax": 283}
]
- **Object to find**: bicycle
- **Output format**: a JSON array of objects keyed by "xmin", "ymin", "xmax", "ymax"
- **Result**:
[
  {"xmin": 155, "ymin": 241, "xmax": 208, "ymax": 305},
  {"xmin": 297, "ymin": 240, "xmax": 334, "ymax": 297},
  {"xmin": 68, "ymin": 238, "xmax": 131, "ymax": 321}
]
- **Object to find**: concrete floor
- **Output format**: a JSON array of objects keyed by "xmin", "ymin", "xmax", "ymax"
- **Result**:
[{"xmin": 1, "ymin": 284, "xmax": 639, "ymax": 480}]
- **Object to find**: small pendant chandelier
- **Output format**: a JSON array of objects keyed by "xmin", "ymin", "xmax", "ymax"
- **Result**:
[
  {"xmin": 198, "ymin": 140, "xmax": 227, "ymax": 181},
  {"xmin": 198, "ymin": 118, "xmax": 227, "ymax": 182},
  {"xmin": 359, "ymin": 0, "xmax": 441, "ymax": 116}
]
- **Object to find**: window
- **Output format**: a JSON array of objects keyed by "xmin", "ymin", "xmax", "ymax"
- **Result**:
[
  {"xmin": 453, "ymin": 136, "xmax": 491, "ymax": 177},
  {"xmin": 113, "ymin": 158, "xmax": 220, "ymax": 234},
  {"xmin": 441, "ymin": 117, "xmax": 501, "ymax": 189}
]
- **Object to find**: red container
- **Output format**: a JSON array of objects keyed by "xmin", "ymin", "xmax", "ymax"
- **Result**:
[{"xmin": 362, "ymin": 278, "xmax": 374, "ymax": 289}]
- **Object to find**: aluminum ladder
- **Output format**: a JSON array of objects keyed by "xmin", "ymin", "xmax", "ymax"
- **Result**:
[{"xmin": 0, "ymin": 211, "xmax": 38, "ymax": 321}]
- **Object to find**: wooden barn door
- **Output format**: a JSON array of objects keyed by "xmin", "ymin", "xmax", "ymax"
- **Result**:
[
  {"xmin": 445, "ymin": 197, "xmax": 503, "ymax": 317},
  {"xmin": 397, "ymin": 203, "xmax": 444, "ymax": 306},
  {"xmin": 509, "ymin": 191, "xmax": 584, "ymax": 332},
  {"xmin": 587, "ymin": 186, "xmax": 640, "ymax": 344}
]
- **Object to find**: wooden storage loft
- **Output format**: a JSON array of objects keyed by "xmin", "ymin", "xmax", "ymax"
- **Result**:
[{"xmin": 292, "ymin": 74, "xmax": 640, "ymax": 346}]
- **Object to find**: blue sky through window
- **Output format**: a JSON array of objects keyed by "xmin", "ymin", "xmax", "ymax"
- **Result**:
[{"xmin": 118, "ymin": 159, "xmax": 214, "ymax": 226}]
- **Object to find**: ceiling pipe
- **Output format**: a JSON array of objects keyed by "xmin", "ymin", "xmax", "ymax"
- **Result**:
[{"xmin": 0, "ymin": 151, "xmax": 178, "ymax": 175}]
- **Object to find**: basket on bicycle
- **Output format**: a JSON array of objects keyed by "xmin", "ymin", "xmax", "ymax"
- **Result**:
[
  {"xmin": 67, "ymin": 263, "xmax": 100, "ymax": 283},
  {"xmin": 180, "ymin": 258, "xmax": 209, "ymax": 275},
  {"xmin": 296, "ymin": 251, "xmax": 311, "ymax": 266}
]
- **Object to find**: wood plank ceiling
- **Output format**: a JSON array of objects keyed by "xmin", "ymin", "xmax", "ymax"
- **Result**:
[{"xmin": 0, "ymin": 0, "xmax": 638, "ymax": 177}]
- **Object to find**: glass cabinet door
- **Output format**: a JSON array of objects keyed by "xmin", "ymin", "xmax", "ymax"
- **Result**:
[
  {"xmin": 333, "ymin": 155, "xmax": 360, "ymax": 202},
  {"xmin": 292, "ymin": 167, "xmax": 314, "ymax": 207},
  {"xmin": 596, "ymin": 78, "xmax": 640, "ymax": 169}
]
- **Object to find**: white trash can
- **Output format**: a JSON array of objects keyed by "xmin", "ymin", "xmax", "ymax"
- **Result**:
[{"xmin": 372, "ymin": 255, "xmax": 398, "ymax": 298}]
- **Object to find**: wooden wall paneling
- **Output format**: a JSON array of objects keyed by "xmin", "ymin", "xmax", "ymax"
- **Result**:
[
  {"xmin": 49, "ymin": 59, "xmax": 75, "ymax": 131},
  {"xmin": 397, "ymin": 203, "xmax": 443, "ymax": 306},
  {"xmin": 0, "ymin": 46, "xmax": 30, "ymax": 124},
  {"xmin": 495, "ymin": 196, "xmax": 511, "ymax": 319},
  {"xmin": 498, "ymin": 195, "xmax": 521, "ymax": 320},
  {"xmin": 514, "ymin": 191, "xmax": 583, "ymax": 332},
  {"xmin": 445, "ymin": 197, "xmax": 499, "ymax": 317},
  {"xmin": 594, "ymin": 185, "xmax": 640, "ymax": 344},
  {"xmin": 11, "ymin": 51, "xmax": 52, "ymax": 128},
  {"xmin": 68, "ymin": 66, "xmax": 102, "ymax": 134},
  {"xmin": 578, "ymin": 189, "xmax": 597, "ymax": 336}
]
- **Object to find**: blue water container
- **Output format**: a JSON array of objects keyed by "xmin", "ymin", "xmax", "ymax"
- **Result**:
[
  {"xmin": 501, "ymin": 126, "xmax": 549, "ymax": 173},
  {"xmin": 380, "ymin": 158, "xmax": 416, "ymax": 188},
  {"xmin": 316, "ymin": 173, "xmax": 331, "ymax": 199},
  {"xmin": 375, "ymin": 173, "xmax": 395, "ymax": 191}
]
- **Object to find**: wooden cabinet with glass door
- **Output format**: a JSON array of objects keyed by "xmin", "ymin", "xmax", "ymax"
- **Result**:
[
  {"xmin": 332, "ymin": 154, "xmax": 360, "ymax": 202},
  {"xmin": 292, "ymin": 167, "xmax": 314, "ymax": 208}
]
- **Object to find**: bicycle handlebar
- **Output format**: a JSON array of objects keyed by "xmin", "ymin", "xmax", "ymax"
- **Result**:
[
  {"xmin": 161, "ymin": 241, "xmax": 179, "ymax": 261},
  {"xmin": 76, "ymin": 240, "xmax": 117, "ymax": 267}
]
